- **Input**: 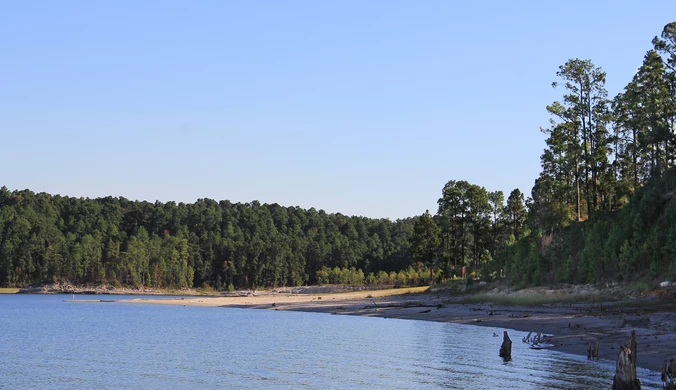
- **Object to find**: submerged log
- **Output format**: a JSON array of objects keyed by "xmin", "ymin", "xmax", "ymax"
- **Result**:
[
  {"xmin": 663, "ymin": 358, "xmax": 676, "ymax": 390},
  {"xmin": 499, "ymin": 331, "xmax": 512, "ymax": 361},
  {"xmin": 612, "ymin": 330, "xmax": 641, "ymax": 390}
]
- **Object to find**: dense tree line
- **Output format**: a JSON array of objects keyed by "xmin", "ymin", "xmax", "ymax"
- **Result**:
[
  {"xmin": 532, "ymin": 22, "xmax": 676, "ymax": 230},
  {"xmin": 408, "ymin": 183, "xmax": 527, "ymax": 281},
  {"xmin": 0, "ymin": 188, "xmax": 416, "ymax": 289},
  {"xmin": 407, "ymin": 22, "xmax": 676, "ymax": 286},
  {"xmin": 510, "ymin": 21, "xmax": 676, "ymax": 285},
  {"xmin": 508, "ymin": 169, "xmax": 676, "ymax": 286}
]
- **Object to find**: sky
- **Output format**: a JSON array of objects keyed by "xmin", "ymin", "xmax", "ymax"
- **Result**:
[{"xmin": 2, "ymin": 1, "xmax": 675, "ymax": 219}]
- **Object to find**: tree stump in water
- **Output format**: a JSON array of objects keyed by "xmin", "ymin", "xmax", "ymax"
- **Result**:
[
  {"xmin": 587, "ymin": 341, "xmax": 600, "ymax": 360},
  {"xmin": 631, "ymin": 329, "xmax": 637, "ymax": 368},
  {"xmin": 499, "ymin": 331, "xmax": 512, "ymax": 361},
  {"xmin": 612, "ymin": 330, "xmax": 641, "ymax": 390},
  {"xmin": 663, "ymin": 358, "xmax": 676, "ymax": 390}
]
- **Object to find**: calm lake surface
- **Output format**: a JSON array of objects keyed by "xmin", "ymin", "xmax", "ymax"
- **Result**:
[{"xmin": 0, "ymin": 294, "xmax": 663, "ymax": 389}]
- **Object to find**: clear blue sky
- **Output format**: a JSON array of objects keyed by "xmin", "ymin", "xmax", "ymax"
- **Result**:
[{"xmin": 2, "ymin": 1, "xmax": 675, "ymax": 219}]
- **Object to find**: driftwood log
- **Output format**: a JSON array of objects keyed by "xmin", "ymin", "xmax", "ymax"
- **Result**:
[
  {"xmin": 522, "ymin": 330, "xmax": 545, "ymax": 345},
  {"xmin": 663, "ymin": 358, "xmax": 676, "ymax": 390},
  {"xmin": 612, "ymin": 330, "xmax": 641, "ymax": 390},
  {"xmin": 499, "ymin": 331, "xmax": 512, "ymax": 361}
]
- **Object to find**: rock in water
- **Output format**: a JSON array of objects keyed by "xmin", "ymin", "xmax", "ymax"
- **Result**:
[
  {"xmin": 612, "ymin": 330, "xmax": 641, "ymax": 390},
  {"xmin": 499, "ymin": 331, "xmax": 512, "ymax": 361}
]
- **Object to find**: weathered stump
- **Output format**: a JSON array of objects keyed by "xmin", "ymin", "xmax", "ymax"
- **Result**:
[
  {"xmin": 499, "ymin": 331, "xmax": 512, "ymax": 361},
  {"xmin": 631, "ymin": 329, "xmax": 638, "ymax": 368},
  {"xmin": 612, "ymin": 330, "xmax": 641, "ymax": 390},
  {"xmin": 663, "ymin": 358, "xmax": 676, "ymax": 390},
  {"xmin": 587, "ymin": 340, "xmax": 600, "ymax": 360}
]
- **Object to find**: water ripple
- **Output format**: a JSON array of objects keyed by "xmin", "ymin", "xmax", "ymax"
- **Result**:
[{"xmin": 0, "ymin": 295, "xmax": 663, "ymax": 389}]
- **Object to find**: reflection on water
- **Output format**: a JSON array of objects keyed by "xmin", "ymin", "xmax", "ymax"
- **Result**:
[{"xmin": 0, "ymin": 295, "xmax": 663, "ymax": 389}]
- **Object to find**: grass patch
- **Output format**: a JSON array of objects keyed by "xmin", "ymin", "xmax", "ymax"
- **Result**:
[
  {"xmin": 632, "ymin": 280, "xmax": 657, "ymax": 293},
  {"xmin": 0, "ymin": 288, "xmax": 20, "ymax": 294},
  {"xmin": 193, "ymin": 289, "xmax": 222, "ymax": 296},
  {"xmin": 158, "ymin": 288, "xmax": 221, "ymax": 296},
  {"xmin": 454, "ymin": 291, "xmax": 618, "ymax": 306}
]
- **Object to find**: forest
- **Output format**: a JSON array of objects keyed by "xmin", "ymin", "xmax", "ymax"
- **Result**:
[
  {"xmin": 0, "ymin": 191, "xmax": 420, "ymax": 289},
  {"xmin": 1, "ymin": 22, "xmax": 675, "ymax": 289}
]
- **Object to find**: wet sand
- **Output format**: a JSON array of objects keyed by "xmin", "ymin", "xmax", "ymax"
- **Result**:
[{"xmin": 115, "ymin": 287, "xmax": 674, "ymax": 373}]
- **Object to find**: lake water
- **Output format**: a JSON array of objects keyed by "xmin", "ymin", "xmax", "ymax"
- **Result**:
[{"xmin": 0, "ymin": 295, "xmax": 663, "ymax": 389}]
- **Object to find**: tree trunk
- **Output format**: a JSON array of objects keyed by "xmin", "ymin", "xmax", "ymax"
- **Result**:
[
  {"xmin": 576, "ymin": 163, "xmax": 581, "ymax": 222},
  {"xmin": 633, "ymin": 128, "xmax": 638, "ymax": 189},
  {"xmin": 580, "ymin": 85, "xmax": 592, "ymax": 218},
  {"xmin": 460, "ymin": 216, "xmax": 465, "ymax": 269}
]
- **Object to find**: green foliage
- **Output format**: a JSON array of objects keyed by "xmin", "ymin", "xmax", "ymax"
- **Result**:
[
  {"xmin": 478, "ymin": 250, "xmax": 495, "ymax": 282},
  {"xmin": 508, "ymin": 229, "xmax": 544, "ymax": 286},
  {"xmin": 509, "ymin": 167, "xmax": 676, "ymax": 286},
  {"xmin": 633, "ymin": 280, "xmax": 657, "ymax": 293},
  {"xmin": 316, "ymin": 262, "xmax": 436, "ymax": 287},
  {"xmin": 501, "ymin": 21, "xmax": 676, "ymax": 287},
  {"xmin": 505, "ymin": 189, "xmax": 527, "ymax": 239},
  {"xmin": 410, "ymin": 210, "xmax": 441, "ymax": 266},
  {"xmin": 0, "ymin": 187, "xmax": 416, "ymax": 289},
  {"xmin": 315, "ymin": 266, "xmax": 364, "ymax": 285},
  {"xmin": 457, "ymin": 291, "xmax": 619, "ymax": 306},
  {"xmin": 437, "ymin": 180, "xmax": 503, "ymax": 277}
]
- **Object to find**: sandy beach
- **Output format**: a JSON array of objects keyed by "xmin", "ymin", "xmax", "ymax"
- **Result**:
[{"xmin": 108, "ymin": 286, "xmax": 675, "ymax": 373}]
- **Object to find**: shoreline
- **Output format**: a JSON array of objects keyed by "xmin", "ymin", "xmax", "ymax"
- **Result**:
[
  {"xmin": 15, "ymin": 283, "xmax": 219, "ymax": 296},
  {"xmin": 105, "ymin": 287, "xmax": 675, "ymax": 374}
]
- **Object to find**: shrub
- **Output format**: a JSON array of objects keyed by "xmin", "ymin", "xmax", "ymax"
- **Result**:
[{"xmin": 466, "ymin": 275, "xmax": 474, "ymax": 287}]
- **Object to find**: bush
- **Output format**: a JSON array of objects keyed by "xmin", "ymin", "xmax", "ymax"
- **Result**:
[
  {"xmin": 315, "ymin": 266, "xmax": 364, "ymax": 285},
  {"xmin": 466, "ymin": 275, "xmax": 474, "ymax": 287}
]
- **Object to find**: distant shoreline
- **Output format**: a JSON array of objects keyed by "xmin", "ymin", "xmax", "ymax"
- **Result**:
[
  {"xmin": 85, "ymin": 285, "xmax": 676, "ymax": 375},
  {"xmin": 12, "ymin": 283, "xmax": 405, "ymax": 297},
  {"xmin": 14, "ymin": 283, "xmax": 219, "ymax": 296}
]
